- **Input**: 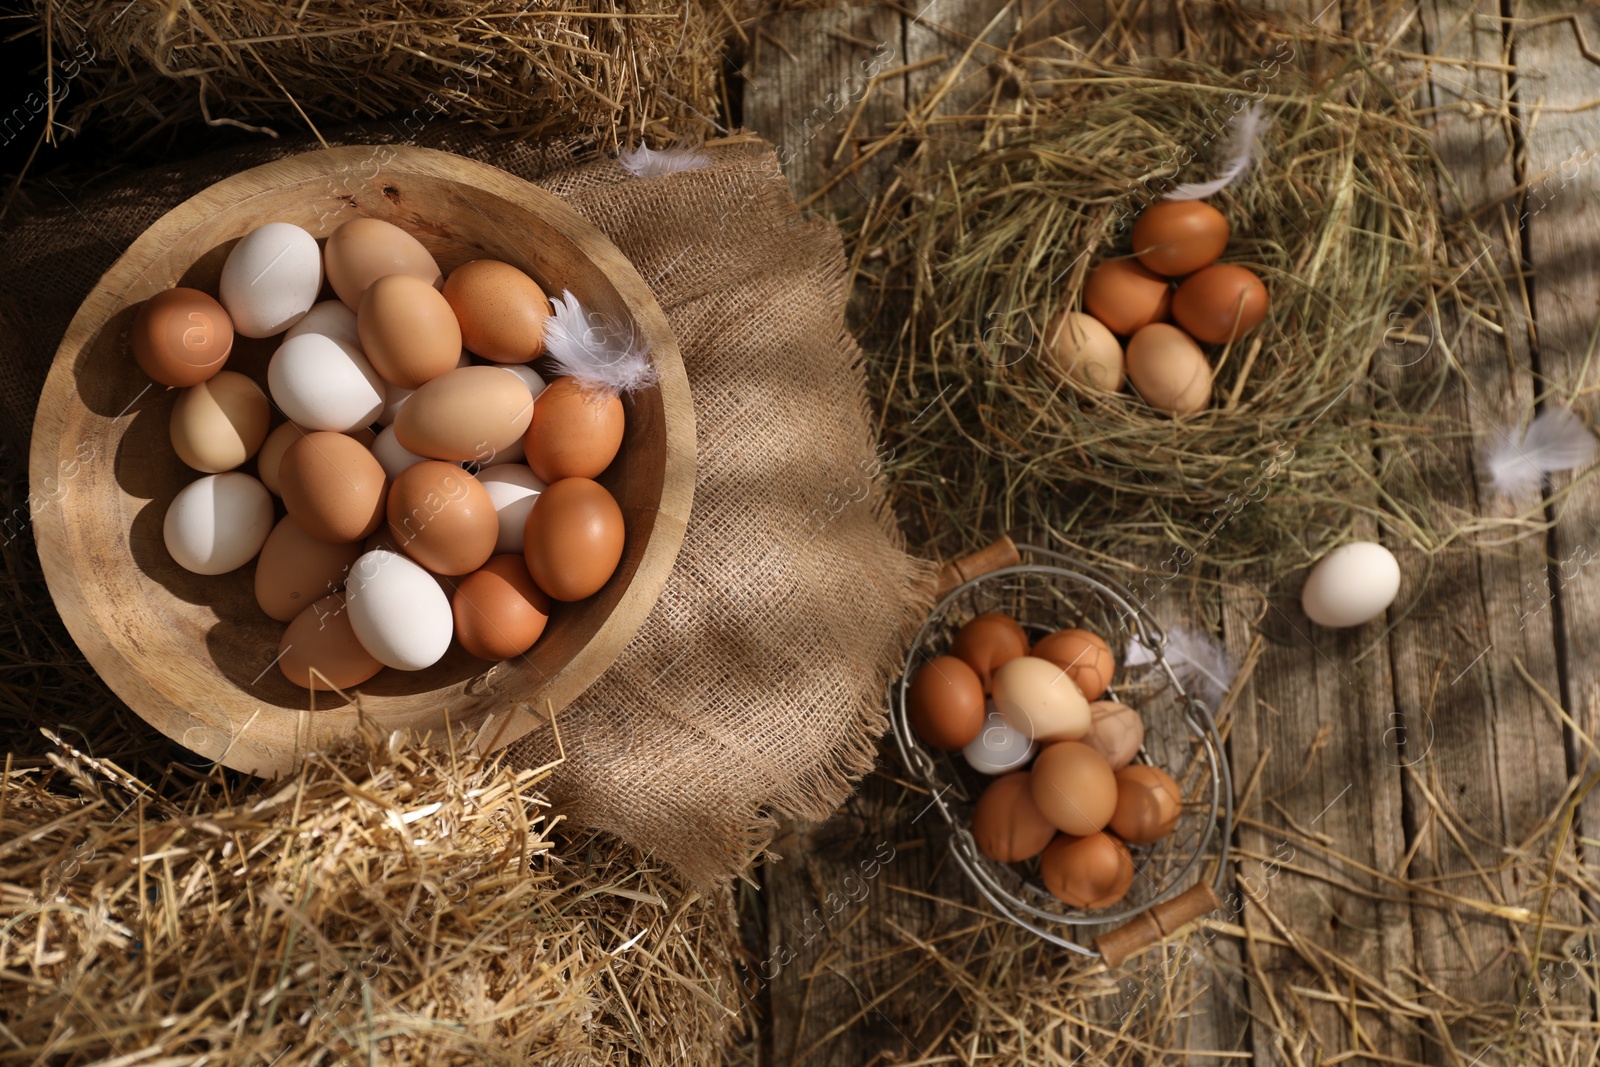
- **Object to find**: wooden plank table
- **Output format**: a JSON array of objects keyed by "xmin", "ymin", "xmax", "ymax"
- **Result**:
[{"xmin": 738, "ymin": 1, "xmax": 1600, "ymax": 1063}]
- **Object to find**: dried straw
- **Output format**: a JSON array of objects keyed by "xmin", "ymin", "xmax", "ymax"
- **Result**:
[
  {"xmin": 32, "ymin": 0, "xmax": 742, "ymax": 150},
  {"xmin": 850, "ymin": 53, "xmax": 1476, "ymax": 570},
  {"xmin": 0, "ymin": 717, "xmax": 743, "ymax": 1064}
]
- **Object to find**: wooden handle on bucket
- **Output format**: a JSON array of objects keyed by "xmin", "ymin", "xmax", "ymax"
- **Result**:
[
  {"xmin": 935, "ymin": 536, "xmax": 1021, "ymax": 598},
  {"xmin": 1095, "ymin": 881, "xmax": 1220, "ymax": 968}
]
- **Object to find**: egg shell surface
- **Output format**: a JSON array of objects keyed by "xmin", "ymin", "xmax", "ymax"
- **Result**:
[
  {"xmin": 131, "ymin": 288, "xmax": 233, "ymax": 387},
  {"xmin": 992, "ymin": 655, "xmax": 1090, "ymax": 742},
  {"xmin": 522, "ymin": 476, "xmax": 625, "ymax": 601},
  {"xmin": 948, "ymin": 612, "xmax": 1029, "ymax": 693},
  {"xmin": 962, "ymin": 706, "xmax": 1038, "ymax": 775},
  {"xmin": 278, "ymin": 431, "xmax": 387, "ymax": 543},
  {"xmin": 971, "ymin": 772, "xmax": 1058, "ymax": 863},
  {"xmin": 1300, "ymin": 541, "xmax": 1401, "ymax": 628},
  {"xmin": 1082, "ymin": 258, "xmax": 1173, "ymax": 336},
  {"xmin": 905, "ymin": 654, "xmax": 986, "ymax": 750},
  {"xmin": 1030, "ymin": 629, "xmax": 1115, "ymax": 702},
  {"xmin": 395, "ymin": 365, "xmax": 535, "ymax": 463},
  {"xmin": 478, "ymin": 464, "xmax": 547, "ymax": 554},
  {"xmin": 345, "ymin": 549, "xmax": 454, "ymax": 670},
  {"xmin": 386, "ymin": 461, "xmax": 499, "ymax": 576},
  {"xmin": 278, "ymin": 592, "xmax": 383, "ymax": 692},
  {"xmin": 1125, "ymin": 323, "xmax": 1213, "ymax": 416},
  {"xmin": 1172, "ymin": 263, "xmax": 1269, "ymax": 344},
  {"xmin": 218, "ymin": 222, "xmax": 322, "ymax": 337},
  {"xmin": 1039, "ymin": 832, "xmax": 1135, "ymax": 909},
  {"xmin": 267, "ymin": 333, "xmax": 385, "ymax": 432},
  {"xmin": 162, "ymin": 471, "xmax": 274, "ymax": 575},
  {"xmin": 254, "ymin": 515, "xmax": 365, "ymax": 622},
  {"xmin": 1029, "ymin": 740, "xmax": 1118, "ymax": 835},
  {"xmin": 324, "ymin": 217, "xmax": 442, "ymax": 309},
  {"xmin": 443, "ymin": 259, "xmax": 550, "ymax": 363},
  {"xmin": 1047, "ymin": 311, "xmax": 1124, "ymax": 391},
  {"xmin": 1132, "ymin": 201, "xmax": 1230, "ymax": 277},
  {"xmin": 451, "ymin": 554, "xmax": 553, "ymax": 660},
  {"xmin": 358, "ymin": 274, "xmax": 464, "ymax": 388},
  {"xmin": 170, "ymin": 370, "xmax": 270, "ymax": 473}
]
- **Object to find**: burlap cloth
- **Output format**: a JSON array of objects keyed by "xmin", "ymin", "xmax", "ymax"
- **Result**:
[{"xmin": 0, "ymin": 125, "xmax": 936, "ymax": 885}]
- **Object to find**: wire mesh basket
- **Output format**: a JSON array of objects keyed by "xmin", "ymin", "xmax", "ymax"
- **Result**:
[{"xmin": 890, "ymin": 537, "xmax": 1233, "ymax": 963}]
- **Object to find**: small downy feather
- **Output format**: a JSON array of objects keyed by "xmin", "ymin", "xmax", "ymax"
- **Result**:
[
  {"xmin": 543, "ymin": 290, "xmax": 658, "ymax": 395},
  {"xmin": 1124, "ymin": 624, "xmax": 1237, "ymax": 710},
  {"xmin": 1486, "ymin": 404, "xmax": 1598, "ymax": 496},
  {"xmin": 618, "ymin": 144, "xmax": 710, "ymax": 178},
  {"xmin": 1165, "ymin": 102, "xmax": 1266, "ymax": 201}
]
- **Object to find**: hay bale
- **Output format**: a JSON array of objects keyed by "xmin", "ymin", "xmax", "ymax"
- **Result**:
[
  {"xmin": 0, "ymin": 723, "xmax": 742, "ymax": 1064},
  {"xmin": 854, "ymin": 57, "xmax": 1468, "ymax": 571},
  {"xmin": 35, "ymin": 0, "xmax": 738, "ymax": 147}
]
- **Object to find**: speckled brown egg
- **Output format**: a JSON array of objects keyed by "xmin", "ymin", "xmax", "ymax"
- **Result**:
[
  {"xmin": 1110, "ymin": 764, "xmax": 1183, "ymax": 844},
  {"xmin": 522, "ymin": 477, "xmax": 625, "ymax": 601},
  {"xmin": 1133, "ymin": 201, "xmax": 1230, "ymax": 277},
  {"xmin": 1039, "ymin": 832, "xmax": 1135, "ymax": 910},
  {"xmin": 254, "ymin": 515, "xmax": 364, "ymax": 622},
  {"xmin": 324, "ymin": 217, "xmax": 442, "ymax": 309},
  {"xmin": 358, "ymin": 274, "xmax": 463, "ymax": 388},
  {"xmin": 170, "ymin": 370, "xmax": 270, "ymax": 473},
  {"xmin": 395, "ymin": 366, "xmax": 535, "ymax": 463},
  {"xmin": 1030, "ymin": 741, "xmax": 1118, "ymax": 836},
  {"xmin": 442, "ymin": 259, "xmax": 550, "ymax": 364},
  {"xmin": 949, "ymin": 612, "xmax": 1029, "ymax": 693},
  {"xmin": 386, "ymin": 461, "xmax": 498, "ymax": 576},
  {"xmin": 132, "ymin": 287, "xmax": 233, "ymax": 386},
  {"xmin": 1031, "ymin": 629, "xmax": 1114, "ymax": 701},
  {"xmin": 278, "ymin": 592, "xmax": 383, "ymax": 692},
  {"xmin": 452, "ymin": 554, "xmax": 553, "ymax": 659},
  {"xmin": 523, "ymin": 377, "xmax": 625, "ymax": 482},
  {"xmin": 1172, "ymin": 263, "xmax": 1269, "ymax": 344},
  {"xmin": 1082, "ymin": 259, "xmax": 1172, "ymax": 336},
  {"xmin": 906, "ymin": 654, "xmax": 986, "ymax": 750},
  {"xmin": 1082, "ymin": 701, "xmax": 1145, "ymax": 770},
  {"xmin": 1125, "ymin": 324, "xmax": 1213, "ymax": 416},
  {"xmin": 278, "ymin": 431, "xmax": 387, "ymax": 543},
  {"xmin": 971, "ymin": 771, "xmax": 1058, "ymax": 863}
]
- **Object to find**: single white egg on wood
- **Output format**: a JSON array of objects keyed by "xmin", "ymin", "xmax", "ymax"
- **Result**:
[
  {"xmin": 218, "ymin": 222, "xmax": 322, "ymax": 338},
  {"xmin": 163, "ymin": 472, "xmax": 274, "ymax": 575},
  {"xmin": 1300, "ymin": 541, "xmax": 1401, "ymax": 628},
  {"xmin": 345, "ymin": 549, "xmax": 453, "ymax": 670}
]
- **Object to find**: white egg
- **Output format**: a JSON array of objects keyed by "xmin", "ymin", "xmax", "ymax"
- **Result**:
[
  {"xmin": 962, "ymin": 706, "xmax": 1037, "ymax": 775},
  {"xmin": 496, "ymin": 363, "xmax": 547, "ymax": 399},
  {"xmin": 267, "ymin": 334, "xmax": 385, "ymax": 432},
  {"xmin": 378, "ymin": 381, "xmax": 413, "ymax": 426},
  {"xmin": 218, "ymin": 222, "xmax": 322, "ymax": 338},
  {"xmin": 371, "ymin": 425, "xmax": 426, "ymax": 480},
  {"xmin": 284, "ymin": 299, "xmax": 362, "ymax": 348},
  {"xmin": 162, "ymin": 472, "xmax": 274, "ymax": 575},
  {"xmin": 478, "ymin": 464, "xmax": 546, "ymax": 554},
  {"xmin": 1301, "ymin": 541, "xmax": 1401, "ymax": 628},
  {"xmin": 345, "ymin": 549, "xmax": 453, "ymax": 670}
]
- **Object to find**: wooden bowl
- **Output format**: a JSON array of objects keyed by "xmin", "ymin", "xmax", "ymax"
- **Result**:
[{"xmin": 29, "ymin": 146, "xmax": 696, "ymax": 776}]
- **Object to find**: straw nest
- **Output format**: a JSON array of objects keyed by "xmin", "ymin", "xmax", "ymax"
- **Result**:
[
  {"xmin": 0, "ymin": 722, "xmax": 742, "ymax": 1064},
  {"xmin": 853, "ymin": 56, "xmax": 1465, "ymax": 570},
  {"xmin": 34, "ymin": 0, "xmax": 742, "ymax": 149}
]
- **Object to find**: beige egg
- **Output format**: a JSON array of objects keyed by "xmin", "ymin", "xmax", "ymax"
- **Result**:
[
  {"xmin": 1125, "ymin": 323, "xmax": 1213, "ymax": 416},
  {"xmin": 991, "ymin": 655, "xmax": 1090, "ymax": 742},
  {"xmin": 324, "ymin": 217, "xmax": 442, "ymax": 309},
  {"xmin": 255, "ymin": 422, "xmax": 304, "ymax": 496},
  {"xmin": 170, "ymin": 371, "xmax": 270, "ymax": 473},
  {"xmin": 1046, "ymin": 311, "xmax": 1124, "ymax": 391},
  {"xmin": 395, "ymin": 366, "xmax": 535, "ymax": 463},
  {"xmin": 1082, "ymin": 701, "xmax": 1145, "ymax": 770}
]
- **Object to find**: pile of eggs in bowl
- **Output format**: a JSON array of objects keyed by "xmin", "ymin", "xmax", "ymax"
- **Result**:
[
  {"xmin": 906, "ymin": 614, "xmax": 1183, "ymax": 911},
  {"xmin": 1047, "ymin": 198, "xmax": 1267, "ymax": 415},
  {"xmin": 134, "ymin": 217, "xmax": 629, "ymax": 690}
]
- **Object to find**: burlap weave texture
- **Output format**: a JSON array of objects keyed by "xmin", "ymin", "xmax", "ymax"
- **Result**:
[{"xmin": 0, "ymin": 126, "xmax": 935, "ymax": 884}]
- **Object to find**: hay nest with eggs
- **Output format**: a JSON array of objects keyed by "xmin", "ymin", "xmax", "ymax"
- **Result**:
[
  {"xmin": 852, "ymin": 54, "xmax": 1469, "ymax": 571},
  {"xmin": 31, "ymin": 0, "xmax": 741, "ymax": 150},
  {"xmin": 0, "ymin": 720, "xmax": 743, "ymax": 1065}
]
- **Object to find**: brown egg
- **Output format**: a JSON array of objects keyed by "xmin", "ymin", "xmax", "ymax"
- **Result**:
[
  {"xmin": 394, "ymin": 366, "xmax": 535, "ymax": 463},
  {"xmin": 451, "ymin": 554, "xmax": 553, "ymax": 659},
  {"xmin": 522, "ymin": 477, "xmax": 625, "ymax": 601},
  {"xmin": 523, "ymin": 377, "xmax": 626, "ymax": 482},
  {"xmin": 1125, "ymin": 324, "xmax": 1213, "ymax": 416},
  {"xmin": 1110, "ymin": 764, "xmax": 1183, "ymax": 844},
  {"xmin": 131, "ymin": 287, "xmax": 233, "ymax": 386},
  {"xmin": 324, "ymin": 217, "xmax": 443, "ymax": 309},
  {"xmin": 387, "ymin": 461, "xmax": 498, "ymax": 576},
  {"xmin": 1046, "ymin": 312, "xmax": 1124, "ymax": 391},
  {"xmin": 971, "ymin": 771, "xmax": 1058, "ymax": 863},
  {"xmin": 1132, "ymin": 201, "xmax": 1230, "ymax": 277},
  {"xmin": 1082, "ymin": 259, "xmax": 1172, "ymax": 336},
  {"xmin": 949, "ymin": 612, "xmax": 1029, "ymax": 693},
  {"xmin": 1030, "ymin": 628, "xmax": 1114, "ymax": 701},
  {"xmin": 906, "ymin": 655, "xmax": 986, "ymax": 750},
  {"xmin": 278, "ymin": 431, "xmax": 387, "ymax": 543},
  {"xmin": 254, "ymin": 515, "xmax": 365, "ymax": 622},
  {"xmin": 357, "ymin": 274, "xmax": 464, "ymax": 388},
  {"xmin": 278, "ymin": 592, "xmax": 383, "ymax": 692},
  {"xmin": 1030, "ymin": 741, "xmax": 1118, "ymax": 836},
  {"xmin": 443, "ymin": 260, "xmax": 550, "ymax": 364},
  {"xmin": 1039, "ymin": 832, "xmax": 1135, "ymax": 910},
  {"xmin": 170, "ymin": 370, "xmax": 270, "ymax": 473},
  {"xmin": 1082, "ymin": 701, "xmax": 1145, "ymax": 770},
  {"xmin": 1172, "ymin": 264, "xmax": 1269, "ymax": 344}
]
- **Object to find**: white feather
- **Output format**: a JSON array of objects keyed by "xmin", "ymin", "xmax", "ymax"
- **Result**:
[
  {"xmin": 1486, "ymin": 404, "xmax": 1598, "ymax": 496},
  {"xmin": 618, "ymin": 144, "xmax": 710, "ymax": 178},
  {"xmin": 1125, "ymin": 625, "xmax": 1237, "ymax": 710},
  {"xmin": 1165, "ymin": 102, "xmax": 1266, "ymax": 201},
  {"xmin": 543, "ymin": 290, "xmax": 658, "ymax": 395}
]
